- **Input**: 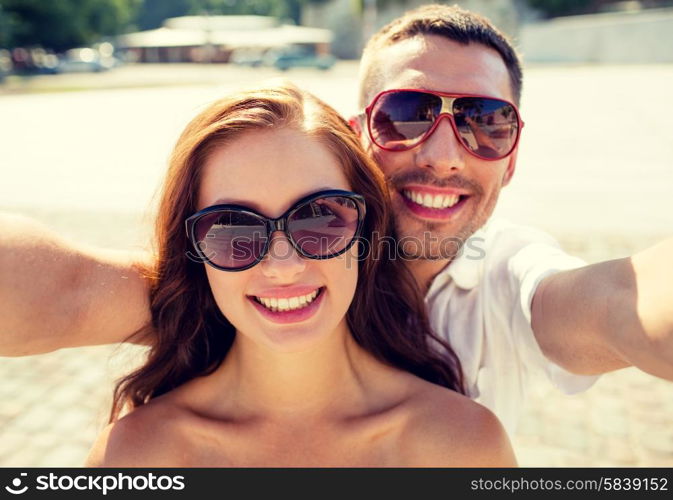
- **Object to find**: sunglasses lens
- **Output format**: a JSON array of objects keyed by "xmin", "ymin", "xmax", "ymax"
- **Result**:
[
  {"xmin": 453, "ymin": 97, "xmax": 519, "ymax": 159},
  {"xmin": 193, "ymin": 211, "xmax": 268, "ymax": 270},
  {"xmin": 370, "ymin": 90, "xmax": 441, "ymax": 150},
  {"xmin": 288, "ymin": 196, "xmax": 361, "ymax": 257}
]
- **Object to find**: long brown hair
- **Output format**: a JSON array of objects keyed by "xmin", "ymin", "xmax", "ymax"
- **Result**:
[{"xmin": 109, "ymin": 82, "xmax": 464, "ymax": 422}]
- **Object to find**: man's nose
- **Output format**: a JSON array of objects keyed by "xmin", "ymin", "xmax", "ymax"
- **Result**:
[
  {"xmin": 413, "ymin": 115, "xmax": 468, "ymax": 174},
  {"xmin": 259, "ymin": 231, "xmax": 306, "ymax": 280}
]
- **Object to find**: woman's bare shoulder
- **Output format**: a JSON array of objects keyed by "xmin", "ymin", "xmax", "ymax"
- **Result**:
[
  {"xmin": 399, "ymin": 380, "xmax": 517, "ymax": 467},
  {"xmin": 85, "ymin": 400, "xmax": 191, "ymax": 467}
]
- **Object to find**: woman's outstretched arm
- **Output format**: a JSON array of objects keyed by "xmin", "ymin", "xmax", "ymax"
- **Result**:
[{"xmin": 0, "ymin": 212, "xmax": 152, "ymax": 356}]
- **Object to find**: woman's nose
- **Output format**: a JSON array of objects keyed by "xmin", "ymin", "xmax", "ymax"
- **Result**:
[{"xmin": 259, "ymin": 231, "xmax": 307, "ymax": 280}]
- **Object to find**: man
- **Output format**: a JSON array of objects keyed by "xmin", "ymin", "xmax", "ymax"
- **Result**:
[
  {"xmin": 1, "ymin": 5, "xmax": 672, "ymax": 435},
  {"xmin": 346, "ymin": 5, "xmax": 673, "ymax": 432}
]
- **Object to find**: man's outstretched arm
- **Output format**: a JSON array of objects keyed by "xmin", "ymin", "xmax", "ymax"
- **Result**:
[
  {"xmin": 0, "ymin": 212, "xmax": 152, "ymax": 357},
  {"xmin": 532, "ymin": 238, "xmax": 673, "ymax": 381}
]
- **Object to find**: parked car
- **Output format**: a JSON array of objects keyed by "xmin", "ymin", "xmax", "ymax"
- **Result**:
[
  {"xmin": 7, "ymin": 47, "xmax": 59, "ymax": 75},
  {"xmin": 230, "ymin": 48, "xmax": 266, "ymax": 68},
  {"xmin": 55, "ymin": 48, "xmax": 118, "ymax": 74},
  {"xmin": 0, "ymin": 49, "xmax": 11, "ymax": 82},
  {"xmin": 263, "ymin": 46, "xmax": 336, "ymax": 71}
]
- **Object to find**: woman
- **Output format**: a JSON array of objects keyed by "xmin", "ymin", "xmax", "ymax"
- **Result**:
[{"xmin": 86, "ymin": 82, "xmax": 516, "ymax": 467}]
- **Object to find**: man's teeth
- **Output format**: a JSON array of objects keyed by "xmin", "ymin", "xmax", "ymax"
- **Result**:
[
  {"xmin": 403, "ymin": 190, "xmax": 460, "ymax": 209},
  {"xmin": 256, "ymin": 290, "xmax": 319, "ymax": 312}
]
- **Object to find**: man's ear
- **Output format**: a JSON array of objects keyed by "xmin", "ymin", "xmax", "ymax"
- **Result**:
[
  {"xmin": 348, "ymin": 116, "xmax": 362, "ymax": 137},
  {"xmin": 502, "ymin": 148, "xmax": 518, "ymax": 187}
]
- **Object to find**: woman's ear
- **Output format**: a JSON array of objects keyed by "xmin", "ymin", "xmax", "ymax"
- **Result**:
[{"xmin": 348, "ymin": 116, "xmax": 362, "ymax": 137}]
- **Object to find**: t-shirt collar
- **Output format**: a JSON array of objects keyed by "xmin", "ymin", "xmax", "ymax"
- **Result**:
[{"xmin": 428, "ymin": 224, "xmax": 489, "ymax": 293}]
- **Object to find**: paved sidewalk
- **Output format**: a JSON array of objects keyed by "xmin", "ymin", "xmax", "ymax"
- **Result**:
[
  {"xmin": 1, "ymin": 343, "xmax": 672, "ymax": 467},
  {"xmin": 513, "ymin": 369, "xmax": 673, "ymax": 467},
  {"xmin": 0, "ymin": 347, "xmax": 117, "ymax": 467}
]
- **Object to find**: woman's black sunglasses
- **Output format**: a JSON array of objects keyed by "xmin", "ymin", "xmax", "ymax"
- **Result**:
[{"xmin": 185, "ymin": 189, "xmax": 366, "ymax": 271}]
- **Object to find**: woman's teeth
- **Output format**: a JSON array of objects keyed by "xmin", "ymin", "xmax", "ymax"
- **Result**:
[
  {"xmin": 403, "ymin": 190, "xmax": 460, "ymax": 209},
  {"xmin": 255, "ymin": 289, "xmax": 320, "ymax": 312}
]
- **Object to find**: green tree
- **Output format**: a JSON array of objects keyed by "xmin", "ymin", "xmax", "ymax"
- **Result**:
[
  {"xmin": 134, "ymin": 0, "xmax": 333, "ymax": 31},
  {"xmin": 0, "ymin": 5, "xmax": 11, "ymax": 48},
  {"xmin": 191, "ymin": 0, "xmax": 305, "ymax": 24},
  {"xmin": 526, "ymin": 0, "xmax": 595, "ymax": 17},
  {"xmin": 0, "ymin": 0, "xmax": 140, "ymax": 51}
]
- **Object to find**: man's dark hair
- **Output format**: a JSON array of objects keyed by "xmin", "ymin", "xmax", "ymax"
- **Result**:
[{"xmin": 359, "ymin": 3, "xmax": 523, "ymax": 107}]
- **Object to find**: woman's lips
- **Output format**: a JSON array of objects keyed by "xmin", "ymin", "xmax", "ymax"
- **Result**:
[{"xmin": 248, "ymin": 287, "xmax": 325, "ymax": 324}]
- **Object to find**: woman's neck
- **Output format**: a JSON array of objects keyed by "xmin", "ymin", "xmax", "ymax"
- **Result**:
[{"xmin": 198, "ymin": 321, "xmax": 383, "ymax": 419}]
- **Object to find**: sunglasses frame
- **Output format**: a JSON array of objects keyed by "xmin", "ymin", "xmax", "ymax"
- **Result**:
[
  {"xmin": 363, "ymin": 88, "xmax": 524, "ymax": 161},
  {"xmin": 185, "ymin": 189, "xmax": 367, "ymax": 272}
]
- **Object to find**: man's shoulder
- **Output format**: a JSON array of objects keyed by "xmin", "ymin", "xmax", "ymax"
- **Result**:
[
  {"xmin": 471, "ymin": 218, "xmax": 584, "ymax": 287},
  {"xmin": 478, "ymin": 218, "xmax": 561, "ymax": 256},
  {"xmin": 399, "ymin": 382, "xmax": 517, "ymax": 466},
  {"xmin": 431, "ymin": 219, "xmax": 561, "ymax": 294}
]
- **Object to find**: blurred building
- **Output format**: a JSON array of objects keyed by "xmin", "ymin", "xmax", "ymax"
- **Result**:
[
  {"xmin": 520, "ymin": 6, "xmax": 673, "ymax": 63},
  {"xmin": 117, "ymin": 15, "xmax": 333, "ymax": 63}
]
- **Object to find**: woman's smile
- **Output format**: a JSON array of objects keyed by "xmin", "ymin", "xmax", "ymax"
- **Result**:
[{"xmin": 247, "ymin": 286, "xmax": 326, "ymax": 324}]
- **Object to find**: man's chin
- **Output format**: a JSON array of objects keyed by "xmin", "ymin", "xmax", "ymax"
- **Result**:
[{"xmin": 393, "ymin": 224, "xmax": 467, "ymax": 261}]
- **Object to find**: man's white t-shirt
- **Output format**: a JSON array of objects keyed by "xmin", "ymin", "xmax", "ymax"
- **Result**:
[{"xmin": 424, "ymin": 218, "xmax": 599, "ymax": 435}]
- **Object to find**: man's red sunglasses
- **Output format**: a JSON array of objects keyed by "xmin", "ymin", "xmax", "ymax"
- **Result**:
[{"xmin": 361, "ymin": 89, "xmax": 524, "ymax": 161}]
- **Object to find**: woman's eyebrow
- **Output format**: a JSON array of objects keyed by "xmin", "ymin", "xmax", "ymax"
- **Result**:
[
  {"xmin": 208, "ymin": 197, "xmax": 259, "ymax": 210},
  {"xmin": 211, "ymin": 198, "xmax": 244, "ymax": 206},
  {"xmin": 209, "ymin": 187, "xmax": 341, "ymax": 211}
]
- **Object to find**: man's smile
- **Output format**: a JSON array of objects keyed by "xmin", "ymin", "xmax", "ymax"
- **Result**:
[{"xmin": 397, "ymin": 184, "xmax": 471, "ymax": 221}]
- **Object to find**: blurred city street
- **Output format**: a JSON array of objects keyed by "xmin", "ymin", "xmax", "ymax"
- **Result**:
[{"xmin": 1, "ymin": 61, "xmax": 673, "ymax": 467}]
